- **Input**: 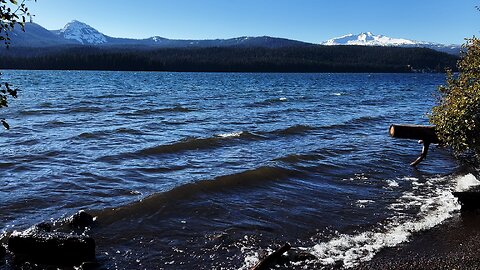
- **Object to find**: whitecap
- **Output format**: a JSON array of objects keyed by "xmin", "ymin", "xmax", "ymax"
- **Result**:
[
  {"xmin": 239, "ymin": 174, "xmax": 476, "ymax": 269},
  {"xmin": 308, "ymin": 174, "xmax": 472, "ymax": 268},
  {"xmin": 217, "ymin": 131, "xmax": 244, "ymax": 138},
  {"xmin": 355, "ymin": 200, "xmax": 375, "ymax": 208},
  {"xmin": 386, "ymin": 180, "xmax": 399, "ymax": 187},
  {"xmin": 311, "ymin": 188, "xmax": 459, "ymax": 268},
  {"xmin": 455, "ymin": 173, "xmax": 480, "ymax": 191}
]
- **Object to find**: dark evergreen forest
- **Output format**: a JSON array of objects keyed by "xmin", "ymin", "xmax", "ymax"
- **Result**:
[{"xmin": 0, "ymin": 45, "xmax": 458, "ymax": 73}]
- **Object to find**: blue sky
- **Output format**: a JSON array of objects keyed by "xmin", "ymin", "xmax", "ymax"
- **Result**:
[{"xmin": 28, "ymin": 0, "xmax": 478, "ymax": 44}]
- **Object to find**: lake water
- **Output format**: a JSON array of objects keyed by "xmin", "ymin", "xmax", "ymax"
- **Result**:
[{"xmin": 0, "ymin": 71, "xmax": 471, "ymax": 269}]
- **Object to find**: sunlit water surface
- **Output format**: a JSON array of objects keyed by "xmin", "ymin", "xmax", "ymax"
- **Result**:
[{"xmin": 0, "ymin": 71, "xmax": 468, "ymax": 269}]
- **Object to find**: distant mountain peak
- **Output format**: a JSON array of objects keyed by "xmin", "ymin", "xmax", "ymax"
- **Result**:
[
  {"xmin": 321, "ymin": 32, "xmax": 460, "ymax": 55},
  {"xmin": 58, "ymin": 20, "xmax": 107, "ymax": 45},
  {"xmin": 149, "ymin": 36, "xmax": 167, "ymax": 43},
  {"xmin": 323, "ymin": 32, "xmax": 419, "ymax": 46},
  {"xmin": 4, "ymin": 19, "xmax": 460, "ymax": 55}
]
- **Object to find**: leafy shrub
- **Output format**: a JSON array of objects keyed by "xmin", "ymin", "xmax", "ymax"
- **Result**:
[{"xmin": 430, "ymin": 38, "xmax": 480, "ymax": 156}]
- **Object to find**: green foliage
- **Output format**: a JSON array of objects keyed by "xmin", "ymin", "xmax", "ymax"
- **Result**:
[
  {"xmin": 0, "ymin": 0, "xmax": 34, "ymax": 129},
  {"xmin": 430, "ymin": 38, "xmax": 480, "ymax": 156}
]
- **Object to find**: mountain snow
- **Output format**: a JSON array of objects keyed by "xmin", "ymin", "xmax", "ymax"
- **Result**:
[
  {"xmin": 58, "ymin": 20, "xmax": 107, "ymax": 45},
  {"xmin": 6, "ymin": 20, "xmax": 460, "ymax": 55},
  {"xmin": 149, "ymin": 36, "xmax": 168, "ymax": 43},
  {"xmin": 323, "ymin": 32, "xmax": 420, "ymax": 46},
  {"xmin": 322, "ymin": 32, "xmax": 460, "ymax": 54}
]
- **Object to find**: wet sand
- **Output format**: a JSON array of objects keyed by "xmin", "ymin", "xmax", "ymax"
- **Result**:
[{"xmin": 356, "ymin": 211, "xmax": 480, "ymax": 270}]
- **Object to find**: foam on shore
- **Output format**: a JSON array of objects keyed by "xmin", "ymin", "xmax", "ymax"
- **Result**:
[{"xmin": 309, "ymin": 174, "xmax": 478, "ymax": 268}]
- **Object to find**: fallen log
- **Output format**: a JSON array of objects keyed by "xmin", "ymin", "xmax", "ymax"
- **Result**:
[
  {"xmin": 389, "ymin": 124, "xmax": 439, "ymax": 143},
  {"xmin": 389, "ymin": 124, "xmax": 440, "ymax": 166},
  {"xmin": 251, "ymin": 243, "xmax": 291, "ymax": 270}
]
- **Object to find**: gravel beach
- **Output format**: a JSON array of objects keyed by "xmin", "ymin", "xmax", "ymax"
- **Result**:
[{"xmin": 356, "ymin": 211, "xmax": 480, "ymax": 270}]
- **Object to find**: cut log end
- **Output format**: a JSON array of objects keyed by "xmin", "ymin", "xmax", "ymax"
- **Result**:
[{"xmin": 389, "ymin": 125, "xmax": 395, "ymax": 137}]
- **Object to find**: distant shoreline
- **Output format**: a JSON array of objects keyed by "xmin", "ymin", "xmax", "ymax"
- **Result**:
[{"xmin": 0, "ymin": 46, "xmax": 458, "ymax": 73}]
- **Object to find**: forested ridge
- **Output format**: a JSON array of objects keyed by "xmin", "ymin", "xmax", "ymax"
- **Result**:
[{"xmin": 0, "ymin": 45, "xmax": 458, "ymax": 73}]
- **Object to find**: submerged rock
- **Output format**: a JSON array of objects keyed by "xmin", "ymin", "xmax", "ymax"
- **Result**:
[
  {"xmin": 69, "ymin": 210, "xmax": 95, "ymax": 229},
  {"xmin": 8, "ymin": 229, "xmax": 95, "ymax": 265}
]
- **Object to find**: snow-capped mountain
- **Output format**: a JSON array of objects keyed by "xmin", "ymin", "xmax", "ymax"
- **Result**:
[
  {"xmin": 4, "ymin": 21, "xmax": 461, "ymax": 55},
  {"xmin": 323, "ymin": 32, "xmax": 418, "ymax": 46},
  {"xmin": 323, "ymin": 32, "xmax": 460, "ymax": 55},
  {"xmin": 7, "ymin": 20, "xmax": 309, "ymax": 48},
  {"xmin": 54, "ymin": 20, "xmax": 107, "ymax": 45}
]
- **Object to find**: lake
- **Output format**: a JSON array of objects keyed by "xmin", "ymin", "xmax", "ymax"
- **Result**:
[{"xmin": 0, "ymin": 71, "xmax": 466, "ymax": 269}]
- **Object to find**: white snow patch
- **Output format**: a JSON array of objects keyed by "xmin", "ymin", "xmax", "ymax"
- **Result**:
[
  {"xmin": 59, "ymin": 20, "xmax": 107, "ymax": 45},
  {"xmin": 323, "ymin": 32, "xmax": 422, "ymax": 47}
]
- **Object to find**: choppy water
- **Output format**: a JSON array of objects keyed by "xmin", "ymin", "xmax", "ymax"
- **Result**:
[{"xmin": 0, "ymin": 71, "xmax": 474, "ymax": 269}]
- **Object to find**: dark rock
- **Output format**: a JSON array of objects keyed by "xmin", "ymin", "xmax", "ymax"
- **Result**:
[
  {"xmin": 453, "ymin": 191, "xmax": 480, "ymax": 211},
  {"xmin": 8, "ymin": 229, "xmax": 95, "ymax": 265},
  {"xmin": 0, "ymin": 245, "xmax": 5, "ymax": 258},
  {"xmin": 69, "ymin": 210, "xmax": 95, "ymax": 229},
  {"xmin": 33, "ymin": 222, "xmax": 52, "ymax": 233}
]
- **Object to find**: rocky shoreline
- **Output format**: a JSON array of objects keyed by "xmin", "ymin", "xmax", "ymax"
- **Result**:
[
  {"xmin": 356, "ymin": 211, "xmax": 480, "ymax": 270},
  {"xmin": 1, "ymin": 211, "xmax": 96, "ymax": 269}
]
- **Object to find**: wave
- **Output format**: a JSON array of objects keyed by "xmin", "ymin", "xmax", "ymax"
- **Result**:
[
  {"xmin": 250, "ymin": 97, "xmax": 288, "ymax": 107},
  {"xmin": 275, "ymin": 153, "xmax": 325, "ymax": 164},
  {"xmin": 68, "ymin": 106, "xmax": 104, "ymax": 114},
  {"xmin": 273, "ymin": 124, "xmax": 315, "ymax": 136},
  {"xmin": 45, "ymin": 120, "xmax": 67, "ymax": 127},
  {"xmin": 20, "ymin": 106, "xmax": 104, "ymax": 116},
  {"xmin": 76, "ymin": 127, "xmax": 145, "ymax": 140},
  {"xmin": 309, "ymin": 174, "xmax": 478, "ymax": 268},
  {"xmin": 98, "ymin": 124, "xmax": 316, "ymax": 163},
  {"xmin": 39, "ymin": 102, "xmax": 53, "ymax": 108},
  {"xmin": 117, "ymin": 106, "xmax": 195, "ymax": 117},
  {"xmin": 95, "ymin": 93, "xmax": 139, "ymax": 99},
  {"xmin": 19, "ymin": 109, "xmax": 63, "ymax": 116},
  {"xmin": 95, "ymin": 165, "xmax": 303, "ymax": 224},
  {"xmin": 137, "ymin": 131, "xmax": 262, "ymax": 156},
  {"xmin": 348, "ymin": 115, "xmax": 384, "ymax": 125},
  {"xmin": 239, "ymin": 174, "xmax": 477, "ymax": 269},
  {"xmin": 321, "ymin": 115, "xmax": 386, "ymax": 131}
]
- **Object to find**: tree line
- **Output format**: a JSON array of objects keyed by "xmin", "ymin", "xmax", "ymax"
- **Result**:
[{"xmin": 0, "ymin": 45, "xmax": 458, "ymax": 73}]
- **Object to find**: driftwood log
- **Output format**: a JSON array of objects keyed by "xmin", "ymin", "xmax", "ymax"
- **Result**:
[
  {"xmin": 389, "ymin": 125, "xmax": 439, "ymax": 143},
  {"xmin": 389, "ymin": 124, "xmax": 440, "ymax": 166},
  {"xmin": 251, "ymin": 243, "xmax": 291, "ymax": 270}
]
